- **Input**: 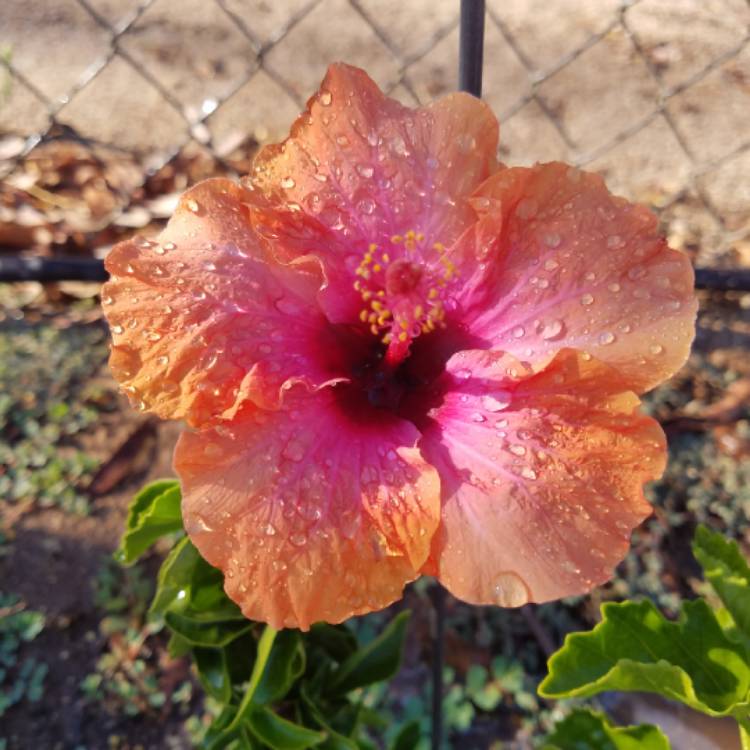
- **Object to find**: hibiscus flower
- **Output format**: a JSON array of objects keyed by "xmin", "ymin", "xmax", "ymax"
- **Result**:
[{"xmin": 102, "ymin": 64, "xmax": 697, "ymax": 630}]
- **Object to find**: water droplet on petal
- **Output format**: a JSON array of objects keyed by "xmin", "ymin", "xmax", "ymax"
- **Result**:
[
  {"xmin": 283, "ymin": 440, "xmax": 305, "ymax": 462},
  {"xmin": 510, "ymin": 444, "xmax": 526, "ymax": 457},
  {"xmin": 186, "ymin": 198, "xmax": 200, "ymax": 213},
  {"xmin": 580, "ymin": 293, "xmax": 594, "ymax": 306},
  {"xmin": 492, "ymin": 572, "xmax": 529, "ymax": 607},
  {"xmin": 163, "ymin": 241, "xmax": 177, "ymax": 251},
  {"xmin": 598, "ymin": 331, "xmax": 616, "ymax": 345},
  {"xmin": 649, "ymin": 343, "xmax": 664, "ymax": 355},
  {"xmin": 112, "ymin": 324, "xmax": 124, "ymax": 334},
  {"xmin": 512, "ymin": 325, "xmax": 525, "ymax": 339},
  {"xmin": 543, "ymin": 233, "xmax": 561, "ymax": 249},
  {"xmin": 521, "ymin": 466, "xmax": 537, "ymax": 480},
  {"xmin": 280, "ymin": 177, "xmax": 295, "ymax": 189},
  {"xmin": 541, "ymin": 319, "xmax": 565, "ymax": 341},
  {"xmin": 482, "ymin": 394, "xmax": 511, "ymax": 412},
  {"xmin": 319, "ymin": 90, "xmax": 332, "ymax": 106},
  {"xmin": 356, "ymin": 163, "xmax": 374, "ymax": 178},
  {"xmin": 470, "ymin": 412, "xmax": 486, "ymax": 423}
]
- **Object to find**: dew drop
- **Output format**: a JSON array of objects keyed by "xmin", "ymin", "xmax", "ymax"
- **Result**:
[
  {"xmin": 598, "ymin": 331, "xmax": 616, "ymax": 345},
  {"xmin": 112, "ymin": 324, "xmax": 124, "ymax": 334},
  {"xmin": 649, "ymin": 343, "xmax": 664, "ymax": 355},
  {"xmin": 608, "ymin": 282, "xmax": 621, "ymax": 292},
  {"xmin": 541, "ymin": 319, "xmax": 565, "ymax": 341},
  {"xmin": 512, "ymin": 325, "xmax": 525, "ymax": 339},
  {"xmin": 356, "ymin": 163, "xmax": 374, "ymax": 178},
  {"xmin": 146, "ymin": 331, "xmax": 162, "ymax": 342},
  {"xmin": 156, "ymin": 355, "xmax": 169, "ymax": 366},
  {"xmin": 319, "ymin": 90, "xmax": 332, "ymax": 106},
  {"xmin": 283, "ymin": 441, "xmax": 305, "ymax": 462},
  {"xmin": 543, "ymin": 233, "xmax": 561, "ymax": 249},
  {"xmin": 186, "ymin": 198, "xmax": 200, "ymax": 213},
  {"xmin": 516, "ymin": 198, "xmax": 538, "ymax": 219},
  {"xmin": 163, "ymin": 241, "xmax": 177, "ymax": 251},
  {"xmin": 607, "ymin": 235, "xmax": 624, "ymax": 248},
  {"xmin": 102, "ymin": 294, "xmax": 113, "ymax": 305},
  {"xmin": 482, "ymin": 394, "xmax": 511, "ymax": 412},
  {"xmin": 280, "ymin": 177, "xmax": 295, "ymax": 189},
  {"xmin": 509, "ymin": 444, "xmax": 526, "ymax": 457},
  {"xmin": 470, "ymin": 412, "xmax": 486, "ymax": 423},
  {"xmin": 203, "ymin": 260, "xmax": 217, "ymax": 271},
  {"xmin": 521, "ymin": 466, "xmax": 537, "ymax": 480},
  {"xmin": 580, "ymin": 293, "xmax": 594, "ymax": 306},
  {"xmin": 492, "ymin": 572, "xmax": 529, "ymax": 607},
  {"xmin": 289, "ymin": 532, "xmax": 307, "ymax": 547}
]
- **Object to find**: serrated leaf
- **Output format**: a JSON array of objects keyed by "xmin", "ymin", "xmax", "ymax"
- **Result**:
[
  {"xmin": 693, "ymin": 524, "xmax": 750, "ymax": 639},
  {"xmin": 116, "ymin": 480, "xmax": 182, "ymax": 565},
  {"xmin": 247, "ymin": 707, "xmax": 326, "ymax": 750},
  {"xmin": 541, "ymin": 709, "xmax": 670, "ymax": 750},
  {"xmin": 330, "ymin": 611, "xmax": 410, "ymax": 695},
  {"xmin": 539, "ymin": 599, "xmax": 750, "ymax": 719}
]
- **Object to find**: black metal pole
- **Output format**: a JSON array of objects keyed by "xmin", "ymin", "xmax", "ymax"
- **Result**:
[{"xmin": 459, "ymin": 0, "xmax": 485, "ymax": 97}]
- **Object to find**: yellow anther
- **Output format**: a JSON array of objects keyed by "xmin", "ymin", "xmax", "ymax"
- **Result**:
[
  {"xmin": 416, "ymin": 232, "xmax": 425, "ymax": 242},
  {"xmin": 377, "ymin": 290, "xmax": 385, "ymax": 297},
  {"xmin": 414, "ymin": 304, "xmax": 424, "ymax": 318},
  {"xmin": 428, "ymin": 288, "xmax": 439, "ymax": 299},
  {"xmin": 362, "ymin": 291, "xmax": 372, "ymax": 300},
  {"xmin": 368, "ymin": 312, "xmax": 378, "ymax": 323},
  {"xmin": 370, "ymin": 324, "xmax": 379, "ymax": 335},
  {"xmin": 371, "ymin": 300, "xmax": 384, "ymax": 312},
  {"xmin": 359, "ymin": 310, "xmax": 369, "ymax": 322},
  {"xmin": 373, "ymin": 263, "xmax": 382, "ymax": 272},
  {"xmin": 354, "ymin": 280, "xmax": 362, "ymax": 291},
  {"xmin": 382, "ymin": 253, "xmax": 390, "ymax": 263},
  {"xmin": 382, "ymin": 333, "xmax": 393, "ymax": 344},
  {"xmin": 369, "ymin": 243, "xmax": 378, "ymax": 252},
  {"xmin": 399, "ymin": 320, "xmax": 409, "ymax": 331},
  {"xmin": 363, "ymin": 253, "xmax": 372, "ymax": 264},
  {"xmin": 391, "ymin": 234, "xmax": 403, "ymax": 244},
  {"xmin": 398, "ymin": 331, "xmax": 408, "ymax": 342}
]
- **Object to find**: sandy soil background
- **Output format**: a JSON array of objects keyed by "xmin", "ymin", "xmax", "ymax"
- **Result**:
[{"xmin": 1, "ymin": 0, "xmax": 749, "ymax": 266}]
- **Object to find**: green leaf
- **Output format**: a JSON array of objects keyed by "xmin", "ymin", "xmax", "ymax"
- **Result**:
[
  {"xmin": 693, "ymin": 524, "xmax": 750, "ymax": 639},
  {"xmin": 194, "ymin": 647, "xmax": 233, "ymax": 703},
  {"xmin": 330, "ymin": 611, "xmax": 410, "ymax": 695},
  {"xmin": 254, "ymin": 630, "xmax": 306, "ymax": 705},
  {"xmin": 389, "ymin": 720, "xmax": 421, "ymax": 750},
  {"xmin": 539, "ymin": 599, "xmax": 750, "ymax": 719},
  {"xmin": 541, "ymin": 709, "xmax": 670, "ymax": 750},
  {"xmin": 247, "ymin": 707, "xmax": 326, "ymax": 750},
  {"xmin": 207, "ymin": 626, "xmax": 278, "ymax": 749},
  {"xmin": 116, "ymin": 479, "xmax": 183, "ymax": 565},
  {"xmin": 164, "ymin": 610, "xmax": 252, "ymax": 648},
  {"xmin": 150, "ymin": 536, "xmax": 201, "ymax": 616},
  {"xmin": 308, "ymin": 623, "xmax": 358, "ymax": 663}
]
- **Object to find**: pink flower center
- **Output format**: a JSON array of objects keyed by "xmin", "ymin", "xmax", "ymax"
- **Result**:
[{"xmin": 354, "ymin": 230, "xmax": 456, "ymax": 366}]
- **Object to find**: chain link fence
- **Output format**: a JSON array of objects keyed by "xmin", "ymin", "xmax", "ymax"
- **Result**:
[{"xmin": 1, "ymin": 0, "xmax": 749, "ymax": 267}]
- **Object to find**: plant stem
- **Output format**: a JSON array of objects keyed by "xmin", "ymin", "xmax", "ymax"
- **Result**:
[
  {"xmin": 740, "ymin": 722, "xmax": 750, "ymax": 750},
  {"xmin": 431, "ymin": 583, "xmax": 446, "ymax": 750}
]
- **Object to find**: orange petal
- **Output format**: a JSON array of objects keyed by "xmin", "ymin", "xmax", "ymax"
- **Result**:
[
  {"xmin": 102, "ymin": 179, "xmax": 348, "ymax": 428},
  {"xmin": 417, "ymin": 347, "xmax": 665, "ymax": 607},
  {"xmin": 248, "ymin": 63, "xmax": 499, "ymax": 324},
  {"xmin": 456, "ymin": 163, "xmax": 697, "ymax": 393},
  {"xmin": 174, "ymin": 391, "xmax": 441, "ymax": 630}
]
